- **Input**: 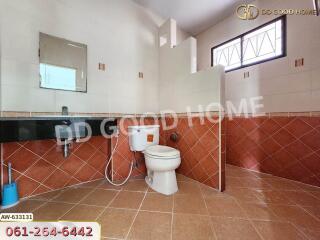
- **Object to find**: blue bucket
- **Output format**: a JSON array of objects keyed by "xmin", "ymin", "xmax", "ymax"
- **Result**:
[{"xmin": 1, "ymin": 182, "xmax": 19, "ymax": 209}]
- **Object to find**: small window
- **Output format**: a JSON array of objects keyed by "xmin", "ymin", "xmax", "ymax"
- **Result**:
[
  {"xmin": 211, "ymin": 15, "xmax": 286, "ymax": 72},
  {"xmin": 213, "ymin": 38, "xmax": 241, "ymax": 71}
]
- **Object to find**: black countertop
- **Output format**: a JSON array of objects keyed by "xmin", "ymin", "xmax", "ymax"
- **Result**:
[
  {"xmin": 0, "ymin": 116, "xmax": 113, "ymax": 121},
  {"xmin": 0, "ymin": 117, "xmax": 118, "ymax": 143}
]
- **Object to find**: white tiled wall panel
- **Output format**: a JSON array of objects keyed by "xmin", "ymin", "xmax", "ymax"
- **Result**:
[
  {"xmin": 0, "ymin": 0, "xmax": 162, "ymax": 114},
  {"xmin": 196, "ymin": 0, "xmax": 320, "ymax": 113}
]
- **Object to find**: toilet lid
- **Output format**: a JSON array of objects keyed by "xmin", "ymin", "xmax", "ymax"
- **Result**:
[{"xmin": 145, "ymin": 145, "xmax": 180, "ymax": 158}]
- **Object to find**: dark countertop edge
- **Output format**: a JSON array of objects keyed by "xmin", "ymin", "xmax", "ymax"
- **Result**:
[{"xmin": 0, "ymin": 117, "xmax": 118, "ymax": 121}]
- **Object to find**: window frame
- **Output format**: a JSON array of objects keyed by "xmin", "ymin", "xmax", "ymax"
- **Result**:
[{"xmin": 211, "ymin": 15, "xmax": 287, "ymax": 72}]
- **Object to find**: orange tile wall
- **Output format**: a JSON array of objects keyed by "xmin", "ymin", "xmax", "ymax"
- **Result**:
[
  {"xmin": 1, "ymin": 116, "xmax": 225, "ymax": 199},
  {"xmin": 110, "ymin": 117, "xmax": 224, "ymax": 190},
  {"xmin": 163, "ymin": 117, "xmax": 222, "ymax": 189},
  {"xmin": 1, "ymin": 137, "xmax": 109, "ymax": 198},
  {"xmin": 227, "ymin": 116, "xmax": 320, "ymax": 187}
]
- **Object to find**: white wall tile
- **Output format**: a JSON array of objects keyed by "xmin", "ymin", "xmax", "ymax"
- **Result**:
[
  {"xmin": 196, "ymin": 0, "xmax": 320, "ymax": 113},
  {"xmin": 1, "ymin": 84, "xmax": 32, "ymax": 112},
  {"xmin": 1, "ymin": 60, "xmax": 40, "ymax": 88},
  {"xmin": 29, "ymin": 88, "xmax": 56, "ymax": 112},
  {"xmin": 259, "ymin": 71, "xmax": 312, "ymax": 96},
  {"xmin": 159, "ymin": 19, "xmax": 224, "ymax": 113},
  {"xmin": 0, "ymin": 0, "xmax": 161, "ymax": 114},
  {"xmin": 311, "ymin": 69, "xmax": 320, "ymax": 91}
]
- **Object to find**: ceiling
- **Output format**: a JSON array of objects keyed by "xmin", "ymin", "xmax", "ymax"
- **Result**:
[{"xmin": 133, "ymin": 0, "xmax": 249, "ymax": 35}]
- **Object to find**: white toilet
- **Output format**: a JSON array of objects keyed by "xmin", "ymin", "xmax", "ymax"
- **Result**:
[{"xmin": 128, "ymin": 125, "xmax": 181, "ymax": 195}]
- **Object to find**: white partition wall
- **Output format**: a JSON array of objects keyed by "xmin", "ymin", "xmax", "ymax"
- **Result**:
[
  {"xmin": 159, "ymin": 20, "xmax": 224, "ymax": 113},
  {"xmin": 158, "ymin": 19, "xmax": 226, "ymax": 191}
]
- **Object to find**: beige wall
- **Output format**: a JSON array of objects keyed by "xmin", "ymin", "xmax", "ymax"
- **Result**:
[
  {"xmin": 159, "ymin": 20, "xmax": 224, "ymax": 113},
  {"xmin": 0, "ymin": 0, "xmax": 162, "ymax": 114},
  {"xmin": 196, "ymin": 0, "xmax": 320, "ymax": 113},
  {"xmin": 159, "ymin": 18, "xmax": 190, "ymax": 48},
  {"xmin": 176, "ymin": 25, "xmax": 190, "ymax": 45}
]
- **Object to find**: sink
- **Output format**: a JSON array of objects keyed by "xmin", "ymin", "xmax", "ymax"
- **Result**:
[
  {"xmin": 55, "ymin": 121, "xmax": 87, "ymax": 140},
  {"xmin": 55, "ymin": 121, "xmax": 87, "ymax": 158}
]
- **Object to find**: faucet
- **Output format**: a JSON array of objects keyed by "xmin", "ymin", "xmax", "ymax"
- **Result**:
[
  {"xmin": 62, "ymin": 106, "xmax": 68, "ymax": 115},
  {"xmin": 63, "ymin": 139, "xmax": 70, "ymax": 158}
]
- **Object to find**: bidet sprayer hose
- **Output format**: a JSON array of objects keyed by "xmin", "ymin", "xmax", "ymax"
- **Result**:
[{"xmin": 104, "ymin": 131, "xmax": 134, "ymax": 186}]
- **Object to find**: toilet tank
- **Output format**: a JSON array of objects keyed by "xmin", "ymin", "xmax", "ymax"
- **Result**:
[{"xmin": 128, "ymin": 125, "xmax": 160, "ymax": 151}]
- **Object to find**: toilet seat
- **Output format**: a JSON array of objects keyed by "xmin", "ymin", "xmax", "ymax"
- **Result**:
[{"xmin": 145, "ymin": 145, "xmax": 180, "ymax": 159}]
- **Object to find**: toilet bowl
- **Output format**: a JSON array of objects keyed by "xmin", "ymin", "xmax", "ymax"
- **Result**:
[
  {"xmin": 128, "ymin": 125, "xmax": 181, "ymax": 195},
  {"xmin": 144, "ymin": 145, "xmax": 181, "ymax": 195}
]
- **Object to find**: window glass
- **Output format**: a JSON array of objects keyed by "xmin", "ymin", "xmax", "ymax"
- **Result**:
[
  {"xmin": 213, "ymin": 38, "xmax": 241, "ymax": 71},
  {"xmin": 242, "ymin": 19, "xmax": 283, "ymax": 65},
  {"xmin": 212, "ymin": 16, "xmax": 285, "ymax": 72}
]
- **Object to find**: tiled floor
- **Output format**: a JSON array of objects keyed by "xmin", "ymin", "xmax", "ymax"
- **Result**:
[{"xmin": 1, "ymin": 165, "xmax": 320, "ymax": 240}]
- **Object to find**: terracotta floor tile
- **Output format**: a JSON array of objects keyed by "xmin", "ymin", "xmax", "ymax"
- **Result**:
[
  {"xmin": 97, "ymin": 180, "xmax": 123, "ymax": 191},
  {"xmin": 174, "ymin": 194, "xmax": 208, "ymax": 215},
  {"xmin": 109, "ymin": 191, "xmax": 145, "ymax": 209},
  {"xmin": 54, "ymin": 187, "xmax": 92, "ymax": 203},
  {"xmin": 250, "ymin": 171, "xmax": 276, "ymax": 179},
  {"xmin": 270, "ymin": 204, "xmax": 320, "ymax": 231},
  {"xmin": 294, "ymin": 182, "xmax": 320, "ymax": 193},
  {"xmin": 283, "ymin": 191, "xmax": 320, "ymax": 207},
  {"xmin": 225, "ymin": 177, "xmax": 247, "ymax": 188},
  {"xmin": 127, "ymin": 211, "xmax": 172, "ymax": 240},
  {"xmin": 301, "ymin": 205, "xmax": 320, "ymax": 220},
  {"xmin": 265, "ymin": 179, "xmax": 303, "ymax": 191},
  {"xmin": 1, "ymin": 200, "xmax": 46, "ymax": 213},
  {"xmin": 176, "ymin": 181, "xmax": 201, "ymax": 195},
  {"xmin": 239, "ymin": 202, "xmax": 279, "ymax": 221},
  {"xmin": 140, "ymin": 193, "xmax": 173, "ymax": 212},
  {"xmin": 98, "ymin": 208, "xmax": 137, "ymax": 238},
  {"xmin": 200, "ymin": 185, "xmax": 228, "ymax": 199},
  {"xmin": 123, "ymin": 180, "xmax": 148, "ymax": 192},
  {"xmin": 254, "ymin": 190, "xmax": 294, "ymax": 205},
  {"xmin": 224, "ymin": 188, "xmax": 262, "ymax": 203},
  {"xmin": 80, "ymin": 189, "xmax": 118, "ymax": 206},
  {"xmin": 226, "ymin": 166, "xmax": 258, "ymax": 178},
  {"xmin": 60, "ymin": 204, "xmax": 104, "ymax": 221},
  {"xmin": 297, "ymin": 227, "xmax": 320, "ymax": 240},
  {"xmin": 172, "ymin": 213, "xmax": 216, "ymax": 240},
  {"xmin": 211, "ymin": 217, "xmax": 261, "ymax": 240},
  {"xmin": 237, "ymin": 177, "xmax": 272, "ymax": 189},
  {"xmin": 30, "ymin": 189, "xmax": 64, "ymax": 201},
  {"xmin": 176, "ymin": 173, "xmax": 195, "ymax": 182},
  {"xmin": 308, "ymin": 191, "xmax": 320, "ymax": 200},
  {"xmin": 253, "ymin": 220, "xmax": 307, "ymax": 240},
  {"xmin": 33, "ymin": 202, "xmax": 74, "ymax": 221},
  {"xmin": 205, "ymin": 197, "xmax": 247, "ymax": 218},
  {"xmin": 4, "ymin": 163, "xmax": 319, "ymax": 240},
  {"xmin": 77, "ymin": 179, "xmax": 104, "ymax": 188}
]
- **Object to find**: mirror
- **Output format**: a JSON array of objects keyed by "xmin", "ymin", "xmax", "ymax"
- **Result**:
[
  {"xmin": 39, "ymin": 33, "xmax": 87, "ymax": 92},
  {"xmin": 314, "ymin": 0, "xmax": 319, "ymax": 16}
]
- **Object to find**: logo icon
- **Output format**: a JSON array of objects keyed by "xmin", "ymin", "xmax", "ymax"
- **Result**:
[{"xmin": 237, "ymin": 4, "xmax": 260, "ymax": 20}]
